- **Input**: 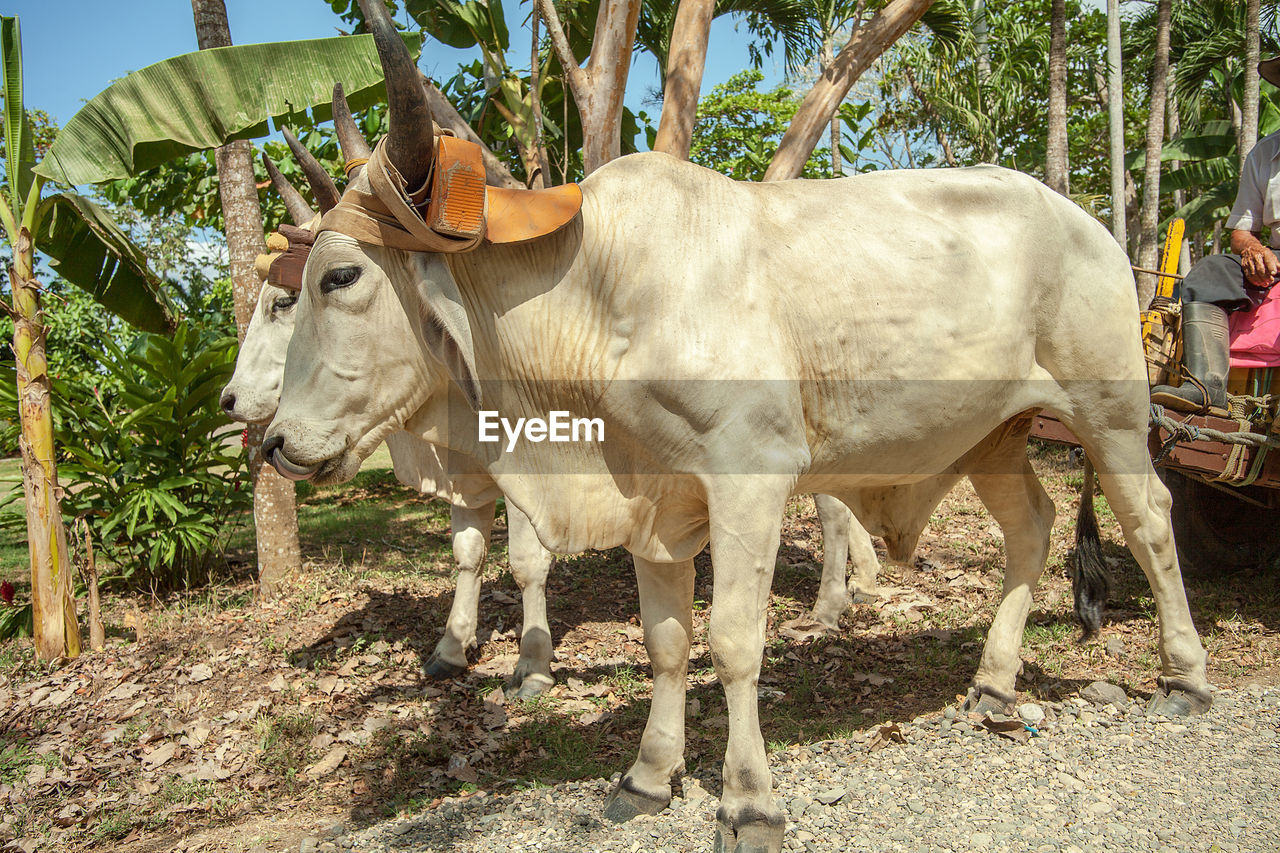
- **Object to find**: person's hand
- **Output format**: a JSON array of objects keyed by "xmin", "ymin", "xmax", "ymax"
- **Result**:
[{"xmin": 1241, "ymin": 243, "xmax": 1280, "ymax": 286}]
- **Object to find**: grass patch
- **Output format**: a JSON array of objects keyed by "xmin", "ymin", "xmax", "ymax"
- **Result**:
[{"xmin": 252, "ymin": 709, "xmax": 318, "ymax": 785}]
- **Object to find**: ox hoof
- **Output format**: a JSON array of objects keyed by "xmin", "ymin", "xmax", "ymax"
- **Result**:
[
  {"xmin": 505, "ymin": 671, "xmax": 554, "ymax": 700},
  {"xmin": 1147, "ymin": 678, "xmax": 1212, "ymax": 717},
  {"xmin": 602, "ymin": 777, "xmax": 671, "ymax": 823},
  {"xmin": 850, "ymin": 590, "xmax": 880, "ymax": 606},
  {"xmin": 963, "ymin": 686, "xmax": 1015, "ymax": 717},
  {"xmin": 713, "ymin": 812, "xmax": 785, "ymax": 853},
  {"xmin": 422, "ymin": 650, "xmax": 467, "ymax": 680}
]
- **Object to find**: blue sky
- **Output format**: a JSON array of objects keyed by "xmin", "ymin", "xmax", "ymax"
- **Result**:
[{"xmin": 9, "ymin": 0, "xmax": 770, "ymax": 129}]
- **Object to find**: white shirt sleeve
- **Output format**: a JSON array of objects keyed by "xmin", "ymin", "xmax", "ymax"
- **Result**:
[{"xmin": 1227, "ymin": 145, "xmax": 1266, "ymax": 232}]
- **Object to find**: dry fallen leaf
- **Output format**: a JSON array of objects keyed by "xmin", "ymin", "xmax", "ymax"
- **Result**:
[
  {"xmin": 779, "ymin": 618, "xmax": 836, "ymax": 643},
  {"xmin": 867, "ymin": 723, "xmax": 906, "ymax": 753},
  {"xmin": 981, "ymin": 714, "xmax": 1031, "ymax": 743},
  {"xmin": 307, "ymin": 746, "xmax": 347, "ymax": 779},
  {"xmin": 142, "ymin": 742, "xmax": 177, "ymax": 769},
  {"xmin": 189, "ymin": 664, "xmax": 213, "ymax": 684}
]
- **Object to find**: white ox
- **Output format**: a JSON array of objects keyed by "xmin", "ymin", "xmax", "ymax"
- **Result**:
[
  {"xmin": 223, "ymin": 279, "xmax": 883, "ymax": 696},
  {"xmin": 263, "ymin": 10, "xmax": 1211, "ymax": 850}
]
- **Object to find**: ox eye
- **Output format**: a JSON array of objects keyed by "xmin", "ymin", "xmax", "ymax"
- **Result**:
[
  {"xmin": 320, "ymin": 266, "xmax": 361, "ymax": 293},
  {"xmin": 272, "ymin": 294, "xmax": 298, "ymax": 313}
]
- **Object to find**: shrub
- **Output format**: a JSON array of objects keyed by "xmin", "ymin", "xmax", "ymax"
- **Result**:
[{"xmin": 52, "ymin": 321, "xmax": 249, "ymax": 589}]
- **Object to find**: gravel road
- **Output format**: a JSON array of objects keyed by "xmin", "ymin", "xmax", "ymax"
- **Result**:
[{"xmin": 297, "ymin": 682, "xmax": 1280, "ymax": 853}]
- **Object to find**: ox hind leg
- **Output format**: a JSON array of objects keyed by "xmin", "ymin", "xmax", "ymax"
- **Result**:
[
  {"xmin": 424, "ymin": 501, "xmax": 497, "ymax": 679},
  {"xmin": 964, "ymin": 434, "xmax": 1057, "ymax": 715},
  {"xmin": 1067, "ymin": 422, "xmax": 1211, "ymax": 714},
  {"xmin": 809, "ymin": 495, "xmax": 882, "ymax": 630},
  {"xmin": 505, "ymin": 503, "xmax": 556, "ymax": 698},
  {"xmin": 604, "ymin": 556, "xmax": 695, "ymax": 822}
]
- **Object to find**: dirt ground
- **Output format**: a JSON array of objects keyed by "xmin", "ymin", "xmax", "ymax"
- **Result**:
[{"xmin": 0, "ymin": 442, "xmax": 1276, "ymax": 852}]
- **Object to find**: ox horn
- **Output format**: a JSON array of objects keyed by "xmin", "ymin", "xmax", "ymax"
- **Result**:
[
  {"xmin": 355, "ymin": 0, "xmax": 434, "ymax": 190},
  {"xmin": 261, "ymin": 153, "xmax": 318, "ymax": 226},
  {"xmin": 281, "ymin": 126, "xmax": 341, "ymax": 214},
  {"xmin": 331, "ymin": 82, "xmax": 373, "ymax": 178}
]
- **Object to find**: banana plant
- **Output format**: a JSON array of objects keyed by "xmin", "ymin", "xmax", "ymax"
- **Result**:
[
  {"xmin": 7, "ymin": 23, "xmax": 422, "ymax": 656},
  {"xmin": 2, "ymin": 17, "xmax": 178, "ymax": 657}
]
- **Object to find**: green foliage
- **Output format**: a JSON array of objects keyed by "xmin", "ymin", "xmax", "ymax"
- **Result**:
[
  {"xmin": 690, "ymin": 70, "xmax": 831, "ymax": 180},
  {"xmin": 34, "ymin": 33, "xmax": 423, "ymax": 186},
  {"xmin": 45, "ymin": 323, "xmax": 248, "ymax": 590}
]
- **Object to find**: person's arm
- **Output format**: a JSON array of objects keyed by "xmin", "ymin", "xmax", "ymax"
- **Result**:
[{"xmin": 1230, "ymin": 228, "xmax": 1280, "ymax": 286}]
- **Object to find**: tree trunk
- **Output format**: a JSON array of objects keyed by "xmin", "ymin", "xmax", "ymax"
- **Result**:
[
  {"xmin": 1242, "ymin": 0, "xmax": 1261, "ymax": 163},
  {"xmin": 1107, "ymin": 0, "xmax": 1127, "ymax": 249},
  {"xmin": 1045, "ymin": 0, "xmax": 1069, "ymax": 195},
  {"xmin": 764, "ymin": 0, "xmax": 934, "ymax": 182},
  {"xmin": 653, "ymin": 0, "xmax": 716, "ymax": 159},
  {"xmin": 192, "ymin": 0, "xmax": 301, "ymax": 599},
  {"xmin": 1136, "ymin": 0, "xmax": 1171, "ymax": 307},
  {"xmin": 529, "ymin": 7, "xmax": 552, "ymax": 186},
  {"xmin": 538, "ymin": 0, "xmax": 643, "ymax": 174},
  {"xmin": 12, "ymin": 227, "xmax": 80, "ymax": 660},
  {"xmin": 972, "ymin": 0, "xmax": 990, "ymax": 82}
]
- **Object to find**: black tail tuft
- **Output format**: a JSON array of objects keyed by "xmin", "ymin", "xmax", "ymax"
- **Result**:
[{"xmin": 1069, "ymin": 456, "xmax": 1111, "ymax": 637}]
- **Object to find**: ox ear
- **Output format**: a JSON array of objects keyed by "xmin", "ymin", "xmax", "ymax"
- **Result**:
[{"xmin": 414, "ymin": 256, "xmax": 483, "ymax": 411}]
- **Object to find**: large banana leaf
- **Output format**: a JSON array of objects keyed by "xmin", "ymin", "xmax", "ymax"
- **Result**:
[
  {"xmin": 1168, "ymin": 181, "xmax": 1236, "ymax": 236},
  {"xmin": 34, "ymin": 33, "xmax": 422, "ymax": 186},
  {"xmin": 38, "ymin": 192, "xmax": 178, "ymax": 333},
  {"xmin": 1, "ymin": 16, "xmax": 35, "ymax": 216},
  {"xmin": 1160, "ymin": 158, "xmax": 1236, "ymax": 195}
]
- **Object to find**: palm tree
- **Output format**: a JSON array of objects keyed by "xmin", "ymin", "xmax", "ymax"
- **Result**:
[
  {"xmin": 1107, "ymin": 0, "xmax": 1126, "ymax": 247},
  {"xmin": 1046, "ymin": 0, "xmax": 1069, "ymax": 194},
  {"xmin": 190, "ymin": 0, "xmax": 301, "ymax": 598},
  {"xmin": 1136, "ymin": 0, "xmax": 1172, "ymax": 302}
]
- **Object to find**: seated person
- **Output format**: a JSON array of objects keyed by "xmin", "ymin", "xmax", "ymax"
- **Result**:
[{"xmin": 1151, "ymin": 56, "xmax": 1280, "ymax": 414}]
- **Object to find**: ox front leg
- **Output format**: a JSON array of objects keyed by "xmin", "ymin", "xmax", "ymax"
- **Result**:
[
  {"xmin": 604, "ymin": 556, "xmax": 695, "ymax": 822},
  {"xmin": 965, "ymin": 457, "xmax": 1055, "ymax": 716},
  {"xmin": 809, "ymin": 494, "xmax": 851, "ymax": 630},
  {"xmin": 505, "ymin": 503, "xmax": 556, "ymax": 699},
  {"xmin": 708, "ymin": 485, "xmax": 788, "ymax": 853},
  {"xmin": 424, "ymin": 501, "xmax": 496, "ymax": 679}
]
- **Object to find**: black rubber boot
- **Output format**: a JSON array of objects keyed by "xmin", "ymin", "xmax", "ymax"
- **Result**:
[{"xmin": 1150, "ymin": 301, "xmax": 1230, "ymax": 415}]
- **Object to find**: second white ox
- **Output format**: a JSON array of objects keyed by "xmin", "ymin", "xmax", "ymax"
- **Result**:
[
  {"xmin": 224, "ymin": 277, "xmax": 880, "ymax": 697},
  {"xmin": 263, "ymin": 9, "xmax": 1211, "ymax": 851}
]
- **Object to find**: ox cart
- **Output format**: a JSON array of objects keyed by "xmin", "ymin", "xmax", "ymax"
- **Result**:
[{"xmin": 1031, "ymin": 220, "xmax": 1280, "ymax": 572}]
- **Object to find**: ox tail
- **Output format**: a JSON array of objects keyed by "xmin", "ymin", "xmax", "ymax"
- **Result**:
[{"xmin": 1069, "ymin": 454, "xmax": 1111, "ymax": 637}]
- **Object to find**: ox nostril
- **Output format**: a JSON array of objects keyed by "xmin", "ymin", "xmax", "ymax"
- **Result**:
[{"xmin": 220, "ymin": 393, "xmax": 237, "ymax": 415}]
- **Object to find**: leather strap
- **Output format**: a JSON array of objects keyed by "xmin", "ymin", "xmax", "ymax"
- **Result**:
[{"xmin": 320, "ymin": 136, "xmax": 581, "ymax": 254}]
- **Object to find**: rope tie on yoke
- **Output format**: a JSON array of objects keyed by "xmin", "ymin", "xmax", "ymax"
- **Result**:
[
  {"xmin": 1149, "ymin": 402, "xmax": 1280, "ymax": 467},
  {"xmin": 343, "ymin": 157, "xmax": 370, "ymax": 177}
]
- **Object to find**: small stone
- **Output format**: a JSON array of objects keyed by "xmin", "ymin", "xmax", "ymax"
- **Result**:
[
  {"xmin": 943, "ymin": 706, "xmax": 958, "ymax": 720},
  {"xmin": 299, "ymin": 839, "xmax": 319, "ymax": 853},
  {"xmin": 814, "ymin": 788, "xmax": 847, "ymax": 805},
  {"xmin": 1087, "ymin": 801, "xmax": 1113, "ymax": 816},
  {"xmin": 971, "ymin": 832, "xmax": 993, "ymax": 846},
  {"xmin": 1080, "ymin": 681, "xmax": 1129, "ymax": 708},
  {"xmin": 907, "ymin": 799, "xmax": 926, "ymax": 814},
  {"xmin": 1105, "ymin": 636, "xmax": 1125, "ymax": 658},
  {"xmin": 1018, "ymin": 703, "xmax": 1046, "ymax": 725},
  {"xmin": 317, "ymin": 845, "xmax": 338, "ymax": 853},
  {"xmin": 795, "ymin": 830, "xmax": 815, "ymax": 844}
]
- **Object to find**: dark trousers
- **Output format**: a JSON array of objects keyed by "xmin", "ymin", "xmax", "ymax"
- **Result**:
[{"xmin": 1179, "ymin": 254, "xmax": 1270, "ymax": 313}]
